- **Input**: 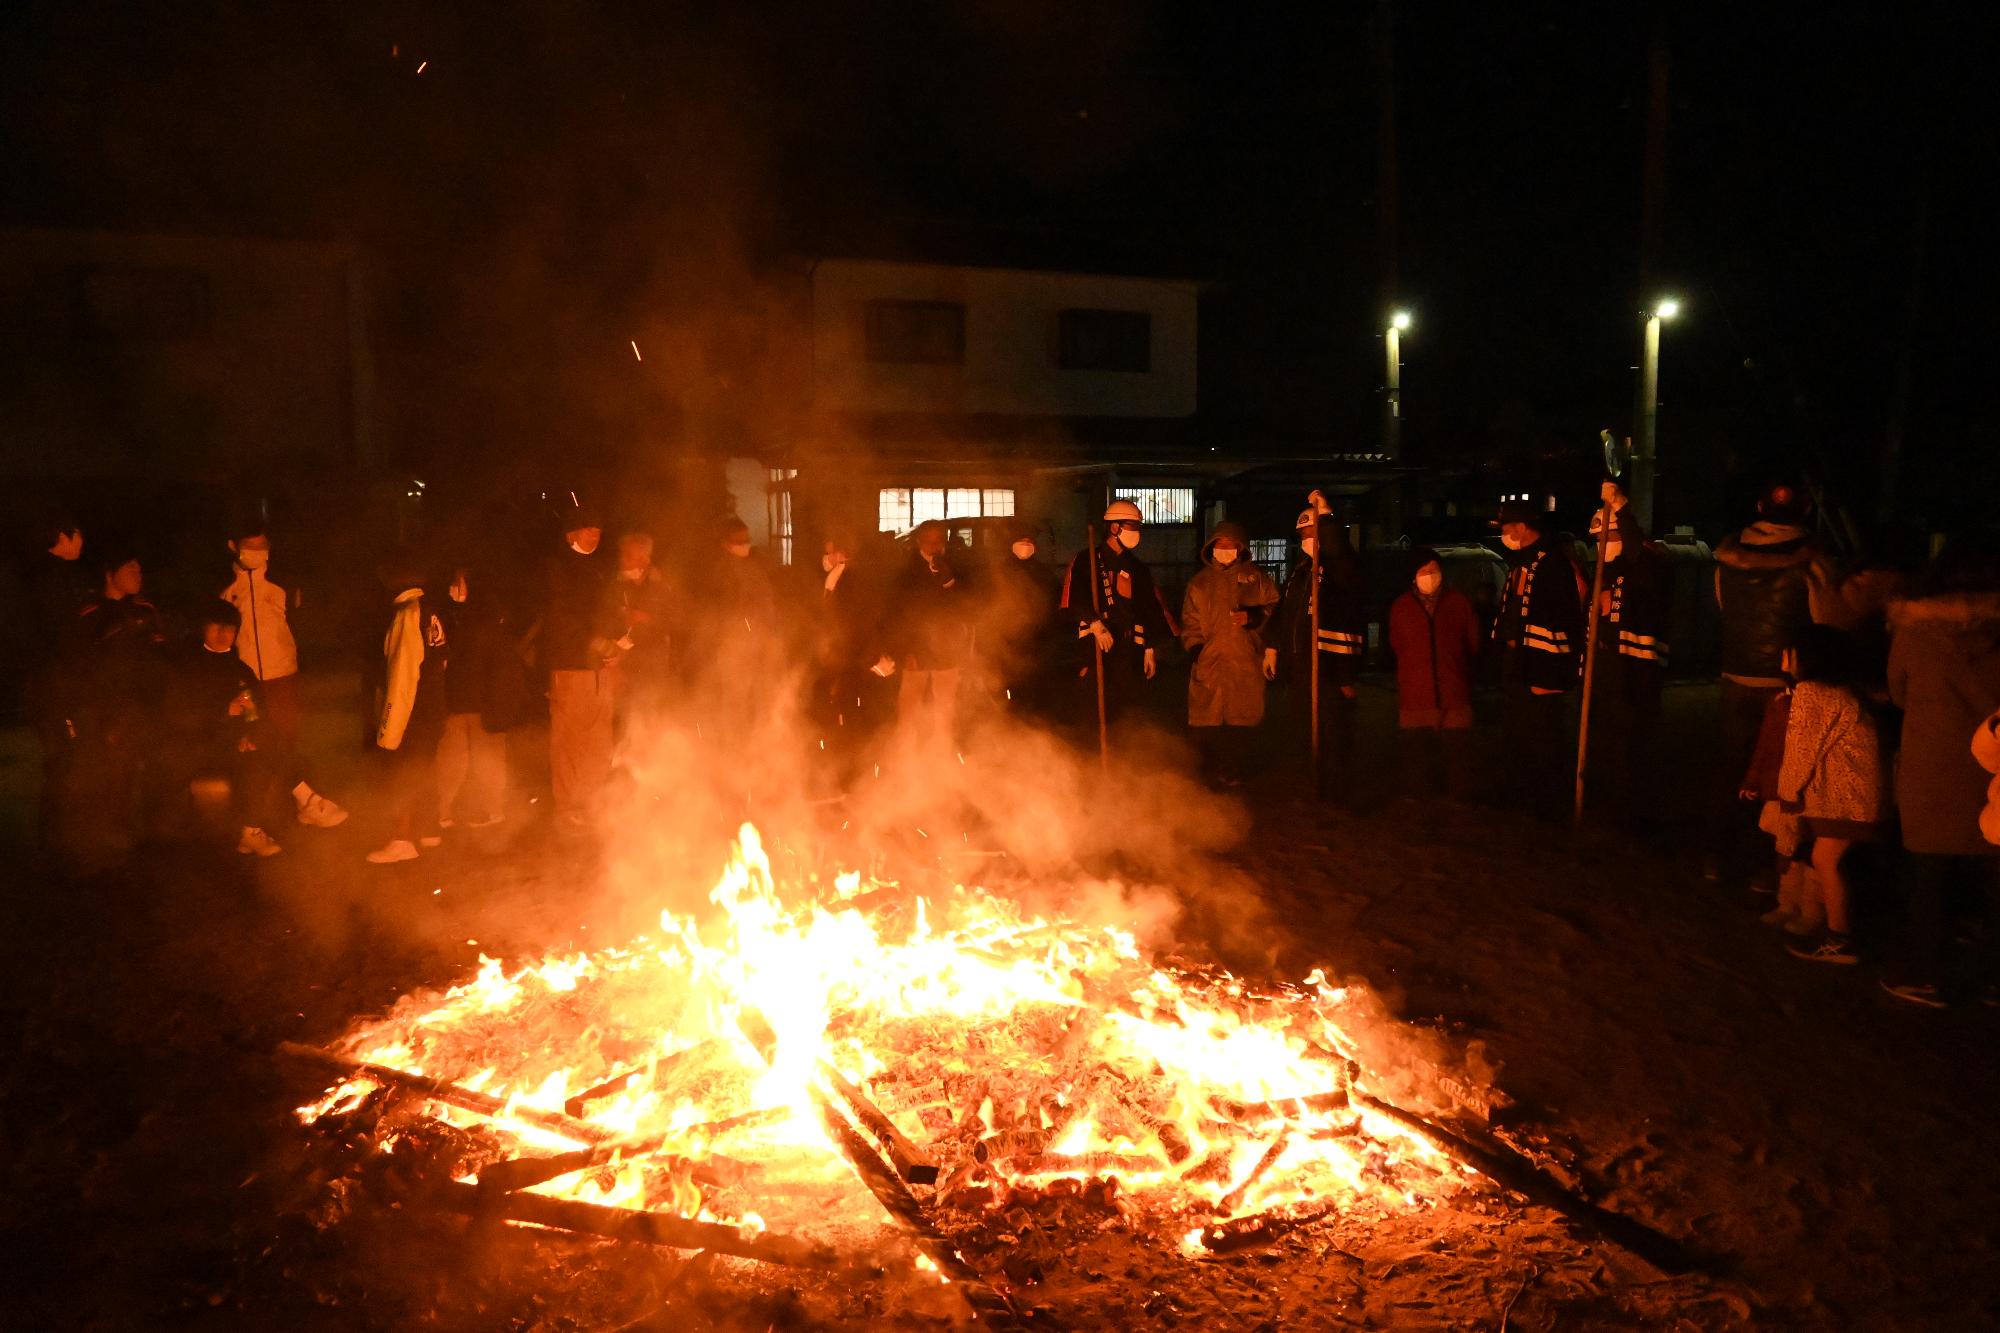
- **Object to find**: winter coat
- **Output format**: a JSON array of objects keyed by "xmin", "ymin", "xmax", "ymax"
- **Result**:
[
  {"xmin": 1741, "ymin": 688, "xmax": 1792, "ymax": 801},
  {"xmin": 1886, "ymin": 592, "xmax": 2000, "ymax": 855},
  {"xmin": 1272, "ymin": 522, "xmax": 1367, "ymax": 687},
  {"xmin": 1060, "ymin": 542, "xmax": 1173, "ymax": 679},
  {"xmin": 1598, "ymin": 527, "xmax": 1670, "ymax": 671},
  {"xmin": 220, "ymin": 565, "xmax": 299, "ymax": 681},
  {"xmin": 540, "ymin": 549, "xmax": 618, "ymax": 674},
  {"xmin": 1388, "ymin": 587, "xmax": 1480, "ymax": 729},
  {"xmin": 1714, "ymin": 520, "xmax": 1818, "ymax": 686},
  {"xmin": 377, "ymin": 587, "xmax": 445, "ymax": 751},
  {"xmin": 1777, "ymin": 681, "xmax": 1887, "ymax": 825},
  {"xmin": 890, "ymin": 551, "xmax": 972, "ymax": 672},
  {"xmin": 1179, "ymin": 548, "xmax": 1280, "ymax": 727},
  {"xmin": 980, "ymin": 555, "xmax": 1061, "ymax": 685},
  {"xmin": 75, "ymin": 594, "xmax": 169, "ymax": 741},
  {"xmin": 438, "ymin": 594, "xmax": 530, "ymax": 729},
  {"xmin": 685, "ymin": 553, "xmax": 782, "ymax": 676},
  {"xmin": 1494, "ymin": 537, "xmax": 1584, "ymax": 693},
  {"xmin": 1973, "ymin": 708, "xmax": 2000, "ymax": 847},
  {"xmin": 167, "ymin": 642, "xmax": 261, "ymax": 761}
]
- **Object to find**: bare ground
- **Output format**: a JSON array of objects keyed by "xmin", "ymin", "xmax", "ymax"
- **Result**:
[{"xmin": 1, "ymin": 679, "xmax": 1995, "ymax": 1330}]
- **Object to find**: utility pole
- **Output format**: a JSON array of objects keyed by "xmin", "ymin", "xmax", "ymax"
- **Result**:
[{"xmin": 1631, "ymin": 299, "xmax": 1677, "ymax": 532}]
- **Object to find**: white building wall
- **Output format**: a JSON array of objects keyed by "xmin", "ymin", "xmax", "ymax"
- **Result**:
[{"xmin": 809, "ymin": 260, "xmax": 1197, "ymax": 419}]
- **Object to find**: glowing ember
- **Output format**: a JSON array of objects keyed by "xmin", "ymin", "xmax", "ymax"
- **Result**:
[{"xmin": 298, "ymin": 825, "xmax": 1475, "ymax": 1254}]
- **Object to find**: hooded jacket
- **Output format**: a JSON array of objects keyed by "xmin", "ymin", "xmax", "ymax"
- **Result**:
[
  {"xmin": 1714, "ymin": 520, "xmax": 1817, "ymax": 685},
  {"xmin": 1887, "ymin": 591, "xmax": 2000, "ymax": 855},
  {"xmin": 1179, "ymin": 527, "xmax": 1280, "ymax": 727}
]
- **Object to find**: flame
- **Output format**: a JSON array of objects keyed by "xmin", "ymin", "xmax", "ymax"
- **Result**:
[{"xmin": 301, "ymin": 824, "xmax": 1469, "ymax": 1240}]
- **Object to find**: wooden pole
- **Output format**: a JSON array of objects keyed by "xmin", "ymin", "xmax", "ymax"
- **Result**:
[
  {"xmin": 1573, "ymin": 499, "xmax": 1614, "ymax": 826},
  {"xmin": 1308, "ymin": 518, "xmax": 1323, "ymax": 795},
  {"xmin": 1085, "ymin": 522, "xmax": 1109, "ymax": 768}
]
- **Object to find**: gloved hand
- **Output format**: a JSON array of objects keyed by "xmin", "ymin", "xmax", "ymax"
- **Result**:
[
  {"xmin": 1081, "ymin": 620, "xmax": 1114, "ymax": 653},
  {"xmin": 1143, "ymin": 647, "xmax": 1157, "ymax": 679},
  {"xmin": 870, "ymin": 655, "xmax": 898, "ymax": 678},
  {"xmin": 1263, "ymin": 647, "xmax": 1279, "ymax": 681}
]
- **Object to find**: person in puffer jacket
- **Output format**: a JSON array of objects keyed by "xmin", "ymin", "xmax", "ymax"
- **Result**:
[
  {"xmin": 1710, "ymin": 481, "xmax": 1824, "ymax": 885},
  {"xmin": 1975, "ymin": 707, "xmax": 2000, "ymax": 848}
]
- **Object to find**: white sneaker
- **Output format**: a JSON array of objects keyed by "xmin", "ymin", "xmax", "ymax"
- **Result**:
[
  {"xmin": 237, "ymin": 826, "xmax": 283, "ymax": 857},
  {"xmin": 465, "ymin": 813, "xmax": 506, "ymax": 829},
  {"xmin": 419, "ymin": 833, "xmax": 444, "ymax": 848},
  {"xmin": 366, "ymin": 839, "xmax": 420, "ymax": 864},
  {"xmin": 297, "ymin": 793, "xmax": 350, "ymax": 828}
]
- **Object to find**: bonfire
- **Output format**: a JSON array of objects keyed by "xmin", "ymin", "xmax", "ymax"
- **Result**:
[{"xmin": 289, "ymin": 824, "xmax": 1512, "ymax": 1325}]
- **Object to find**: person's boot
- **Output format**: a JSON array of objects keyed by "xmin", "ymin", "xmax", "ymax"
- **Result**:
[
  {"xmin": 366, "ymin": 839, "xmax": 419, "ymax": 864},
  {"xmin": 237, "ymin": 826, "xmax": 283, "ymax": 857}
]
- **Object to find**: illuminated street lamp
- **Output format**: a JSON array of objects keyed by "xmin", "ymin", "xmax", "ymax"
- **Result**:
[
  {"xmin": 1384, "ymin": 310, "xmax": 1411, "ymax": 459},
  {"xmin": 1631, "ymin": 297, "xmax": 1679, "ymax": 529}
]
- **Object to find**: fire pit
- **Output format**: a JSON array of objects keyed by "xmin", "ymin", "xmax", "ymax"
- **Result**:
[{"xmin": 283, "ymin": 824, "xmax": 1596, "ymax": 1327}]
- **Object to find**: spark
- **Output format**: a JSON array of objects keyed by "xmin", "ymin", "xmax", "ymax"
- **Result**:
[
  {"xmin": 630, "ymin": 340, "xmax": 642, "ymax": 361},
  {"xmin": 416, "ymin": 60, "xmax": 428, "ymax": 74}
]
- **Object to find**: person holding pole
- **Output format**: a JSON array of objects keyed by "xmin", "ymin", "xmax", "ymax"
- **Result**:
[
  {"xmin": 1060, "ymin": 500, "xmax": 1170, "ymax": 741},
  {"xmin": 1492, "ymin": 499, "xmax": 1584, "ymax": 822},
  {"xmin": 1273, "ymin": 504, "xmax": 1366, "ymax": 801},
  {"xmin": 1587, "ymin": 478, "xmax": 1671, "ymax": 829}
]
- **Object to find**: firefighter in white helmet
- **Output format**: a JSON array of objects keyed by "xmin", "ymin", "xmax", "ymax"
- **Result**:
[{"xmin": 1059, "ymin": 498, "xmax": 1175, "ymax": 724}]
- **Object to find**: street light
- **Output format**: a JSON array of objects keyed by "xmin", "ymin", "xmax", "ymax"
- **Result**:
[
  {"xmin": 1390, "ymin": 309, "xmax": 1412, "ymax": 331},
  {"xmin": 1630, "ymin": 296, "xmax": 1680, "ymax": 529},
  {"xmin": 1384, "ymin": 310, "xmax": 1411, "ymax": 458}
]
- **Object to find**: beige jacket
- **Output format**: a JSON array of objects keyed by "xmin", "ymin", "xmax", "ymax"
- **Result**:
[
  {"xmin": 1973, "ymin": 708, "xmax": 2000, "ymax": 846},
  {"xmin": 221, "ymin": 565, "xmax": 299, "ymax": 680},
  {"xmin": 1778, "ymin": 681, "xmax": 1886, "ymax": 825}
]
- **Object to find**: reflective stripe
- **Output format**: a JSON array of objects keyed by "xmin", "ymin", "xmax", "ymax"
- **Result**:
[
  {"xmin": 1524, "ymin": 624, "xmax": 1572, "ymax": 654},
  {"xmin": 1618, "ymin": 629, "xmax": 1668, "ymax": 663}
]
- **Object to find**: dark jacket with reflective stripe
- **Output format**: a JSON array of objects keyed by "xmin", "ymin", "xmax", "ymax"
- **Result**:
[
  {"xmin": 1274, "ymin": 528, "xmax": 1367, "ymax": 687},
  {"xmin": 1495, "ymin": 538, "xmax": 1584, "ymax": 693},
  {"xmin": 1060, "ymin": 542, "xmax": 1172, "ymax": 675},
  {"xmin": 1601, "ymin": 540, "xmax": 1671, "ymax": 671}
]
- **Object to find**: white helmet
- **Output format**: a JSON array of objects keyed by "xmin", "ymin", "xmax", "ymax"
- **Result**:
[{"xmin": 1103, "ymin": 498, "xmax": 1143, "ymax": 523}]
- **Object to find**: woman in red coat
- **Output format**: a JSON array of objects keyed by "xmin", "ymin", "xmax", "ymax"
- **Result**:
[{"xmin": 1388, "ymin": 548, "xmax": 1483, "ymax": 800}]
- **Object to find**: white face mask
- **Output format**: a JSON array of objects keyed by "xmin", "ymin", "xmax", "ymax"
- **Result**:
[
  {"xmin": 1011, "ymin": 540, "xmax": 1035, "ymax": 561},
  {"xmin": 236, "ymin": 548, "xmax": 269, "ymax": 571},
  {"xmin": 1116, "ymin": 528, "xmax": 1141, "ymax": 550},
  {"xmin": 726, "ymin": 542, "xmax": 752, "ymax": 559},
  {"xmin": 1500, "ymin": 533, "xmax": 1524, "ymax": 551},
  {"xmin": 449, "ymin": 576, "xmax": 469, "ymax": 603},
  {"xmin": 1300, "ymin": 537, "xmax": 1317, "ymax": 559},
  {"xmin": 822, "ymin": 552, "xmax": 844, "ymax": 573},
  {"xmin": 1212, "ymin": 547, "xmax": 1239, "ymax": 566},
  {"xmin": 1415, "ymin": 569, "xmax": 1443, "ymax": 595}
]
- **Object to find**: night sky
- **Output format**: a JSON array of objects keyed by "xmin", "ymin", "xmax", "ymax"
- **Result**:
[{"xmin": 2, "ymin": 1, "xmax": 1985, "ymax": 533}]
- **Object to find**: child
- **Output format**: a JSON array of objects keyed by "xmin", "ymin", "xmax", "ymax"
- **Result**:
[
  {"xmin": 1778, "ymin": 626, "xmax": 1890, "ymax": 964},
  {"xmin": 167, "ymin": 601, "xmax": 284, "ymax": 856},
  {"xmin": 1739, "ymin": 679, "xmax": 1812, "ymax": 932}
]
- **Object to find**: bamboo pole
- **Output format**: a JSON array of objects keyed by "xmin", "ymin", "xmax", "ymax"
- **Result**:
[
  {"xmin": 1572, "ymin": 499, "xmax": 1615, "ymax": 825},
  {"xmin": 1086, "ymin": 522, "xmax": 1109, "ymax": 767},
  {"xmin": 1309, "ymin": 515, "xmax": 1324, "ymax": 795}
]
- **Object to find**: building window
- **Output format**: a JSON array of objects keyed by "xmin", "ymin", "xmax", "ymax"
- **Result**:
[
  {"xmin": 768, "ymin": 468, "xmax": 797, "ymax": 566},
  {"xmin": 865, "ymin": 300, "xmax": 965, "ymax": 364},
  {"xmin": 877, "ymin": 486, "xmax": 1016, "ymax": 533},
  {"xmin": 1113, "ymin": 487, "xmax": 1195, "ymax": 525},
  {"xmin": 1249, "ymin": 538, "xmax": 1290, "ymax": 582},
  {"xmin": 1058, "ymin": 308, "xmax": 1151, "ymax": 373}
]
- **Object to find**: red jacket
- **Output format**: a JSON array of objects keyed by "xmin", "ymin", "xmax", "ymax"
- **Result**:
[{"xmin": 1388, "ymin": 588, "xmax": 1480, "ymax": 728}]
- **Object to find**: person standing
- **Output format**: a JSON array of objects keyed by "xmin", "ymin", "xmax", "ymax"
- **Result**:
[
  {"xmin": 1590, "ymin": 482, "xmax": 1672, "ymax": 826},
  {"xmin": 1060, "ymin": 499, "xmax": 1171, "ymax": 728},
  {"xmin": 433, "ymin": 566, "xmax": 513, "ymax": 831},
  {"xmin": 367, "ymin": 557, "xmax": 447, "ymax": 863},
  {"xmin": 978, "ymin": 520, "xmax": 1060, "ymax": 716},
  {"xmin": 1711, "ymin": 482, "xmax": 1819, "ymax": 883},
  {"xmin": 75, "ymin": 548, "xmax": 168, "ymax": 847},
  {"xmin": 165, "ymin": 601, "xmax": 286, "ymax": 856},
  {"xmin": 1386, "ymin": 547, "xmax": 1481, "ymax": 802},
  {"xmin": 1492, "ymin": 500, "xmax": 1584, "ymax": 821},
  {"xmin": 218, "ymin": 523, "xmax": 348, "ymax": 829},
  {"xmin": 540, "ymin": 506, "xmax": 619, "ymax": 830},
  {"xmin": 1272, "ymin": 506, "xmax": 1367, "ymax": 799},
  {"xmin": 812, "ymin": 531, "xmax": 897, "ymax": 790},
  {"xmin": 610, "ymin": 531, "xmax": 675, "ymax": 727},
  {"xmin": 1179, "ymin": 522, "xmax": 1280, "ymax": 785},
  {"xmin": 1880, "ymin": 548, "xmax": 2000, "ymax": 1006},
  {"xmin": 889, "ymin": 520, "xmax": 972, "ymax": 743}
]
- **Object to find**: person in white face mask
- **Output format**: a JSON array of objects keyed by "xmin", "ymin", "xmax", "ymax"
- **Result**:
[
  {"xmin": 542, "ymin": 502, "xmax": 621, "ymax": 828},
  {"xmin": 1059, "ymin": 499, "xmax": 1173, "ymax": 727},
  {"xmin": 1588, "ymin": 481, "xmax": 1671, "ymax": 827},
  {"xmin": 1387, "ymin": 548, "xmax": 1481, "ymax": 801},
  {"xmin": 980, "ymin": 520, "xmax": 1060, "ymax": 715},
  {"xmin": 1180, "ymin": 522, "xmax": 1280, "ymax": 784},
  {"xmin": 1271, "ymin": 504, "xmax": 1367, "ymax": 801},
  {"xmin": 1491, "ymin": 498, "xmax": 1584, "ymax": 820},
  {"xmin": 217, "ymin": 521, "xmax": 348, "ymax": 830}
]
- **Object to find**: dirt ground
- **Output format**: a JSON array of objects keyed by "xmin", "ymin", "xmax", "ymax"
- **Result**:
[{"xmin": 2, "ymin": 675, "xmax": 1996, "ymax": 1330}]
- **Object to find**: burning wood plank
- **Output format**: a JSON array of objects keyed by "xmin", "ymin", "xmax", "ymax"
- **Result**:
[
  {"xmin": 432, "ymin": 1179, "xmax": 856, "ymax": 1270},
  {"xmin": 1216, "ymin": 1128, "xmax": 1290, "ymax": 1216},
  {"xmin": 279, "ymin": 1041, "xmax": 614, "ymax": 1144},
  {"xmin": 819, "ymin": 1062, "xmax": 942, "ymax": 1186}
]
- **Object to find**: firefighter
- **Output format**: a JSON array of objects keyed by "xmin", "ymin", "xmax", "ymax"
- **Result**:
[
  {"xmin": 1589, "ymin": 479, "xmax": 1671, "ymax": 827},
  {"xmin": 1060, "ymin": 499, "xmax": 1172, "ymax": 728},
  {"xmin": 1272, "ymin": 505, "xmax": 1367, "ymax": 799},
  {"xmin": 1492, "ymin": 499, "xmax": 1585, "ymax": 820}
]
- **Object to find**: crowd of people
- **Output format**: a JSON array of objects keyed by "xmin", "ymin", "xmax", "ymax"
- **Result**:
[{"xmin": 16, "ymin": 478, "xmax": 2000, "ymax": 1006}]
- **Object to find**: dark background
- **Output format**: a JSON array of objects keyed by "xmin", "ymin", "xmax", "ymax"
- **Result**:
[{"xmin": 1, "ymin": 0, "xmax": 1987, "ymax": 536}]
